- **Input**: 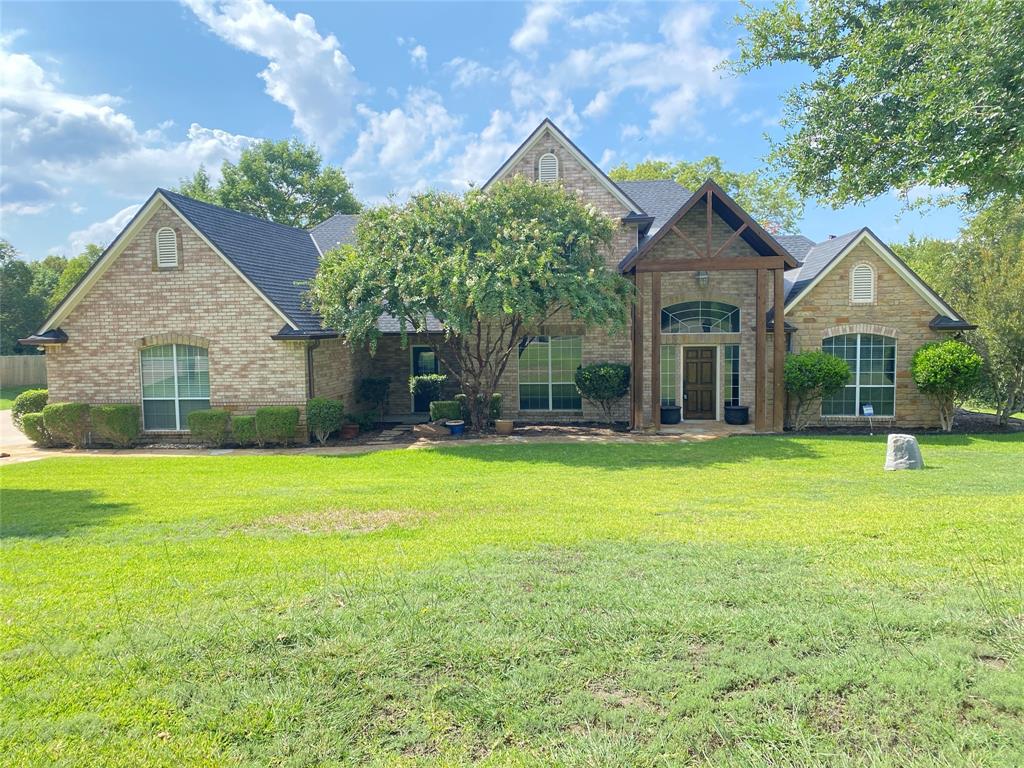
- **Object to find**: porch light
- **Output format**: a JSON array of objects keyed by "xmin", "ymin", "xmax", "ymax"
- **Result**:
[{"xmin": 695, "ymin": 271, "xmax": 709, "ymax": 288}]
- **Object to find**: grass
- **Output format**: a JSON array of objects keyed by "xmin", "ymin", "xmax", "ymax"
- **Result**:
[
  {"xmin": 2, "ymin": 435, "xmax": 1022, "ymax": 766},
  {"xmin": 0, "ymin": 386, "xmax": 34, "ymax": 410},
  {"xmin": 967, "ymin": 404, "xmax": 1024, "ymax": 420}
]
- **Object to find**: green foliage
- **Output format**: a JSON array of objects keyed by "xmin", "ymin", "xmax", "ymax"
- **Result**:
[
  {"xmin": 911, "ymin": 341, "xmax": 984, "ymax": 431},
  {"xmin": 90, "ymin": 404, "xmax": 140, "ymax": 447},
  {"xmin": 307, "ymin": 398, "xmax": 344, "ymax": 445},
  {"xmin": 608, "ymin": 158, "xmax": 801, "ymax": 232},
  {"xmin": 346, "ymin": 411, "xmax": 379, "ymax": 433},
  {"xmin": 488, "ymin": 392, "xmax": 502, "ymax": 421},
  {"xmin": 358, "ymin": 377, "xmax": 391, "ymax": 423},
  {"xmin": 175, "ymin": 140, "xmax": 360, "ymax": 227},
  {"xmin": 12, "ymin": 388, "xmax": 48, "ymax": 429},
  {"xmin": 454, "ymin": 392, "xmax": 502, "ymax": 426},
  {"xmin": 784, "ymin": 351, "xmax": 851, "ymax": 430},
  {"xmin": 1, "ymin": 240, "xmax": 47, "ymax": 355},
  {"xmin": 255, "ymin": 406, "xmax": 300, "ymax": 445},
  {"xmin": 429, "ymin": 400, "xmax": 462, "ymax": 422},
  {"xmin": 41, "ymin": 402, "xmax": 91, "ymax": 448},
  {"xmin": 186, "ymin": 409, "xmax": 232, "ymax": 447},
  {"xmin": 733, "ymin": 0, "xmax": 1024, "ymax": 207},
  {"xmin": 49, "ymin": 244, "xmax": 102, "ymax": 311},
  {"xmin": 231, "ymin": 415, "xmax": 258, "ymax": 447},
  {"xmin": 20, "ymin": 412, "xmax": 56, "ymax": 447},
  {"xmin": 409, "ymin": 373, "xmax": 446, "ymax": 404},
  {"xmin": 310, "ymin": 176, "xmax": 631, "ymax": 431},
  {"xmin": 574, "ymin": 362, "xmax": 630, "ymax": 424}
]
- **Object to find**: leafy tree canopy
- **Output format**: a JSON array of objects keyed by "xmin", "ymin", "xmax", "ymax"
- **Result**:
[
  {"xmin": 609, "ymin": 157, "xmax": 802, "ymax": 233},
  {"xmin": 1, "ymin": 240, "xmax": 46, "ymax": 354},
  {"xmin": 308, "ymin": 176, "xmax": 631, "ymax": 430},
  {"xmin": 733, "ymin": 0, "xmax": 1024, "ymax": 208},
  {"xmin": 175, "ymin": 139, "xmax": 360, "ymax": 227},
  {"xmin": 911, "ymin": 341, "xmax": 984, "ymax": 431}
]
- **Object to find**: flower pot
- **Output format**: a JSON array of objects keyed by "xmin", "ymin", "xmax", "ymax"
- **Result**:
[
  {"xmin": 660, "ymin": 405, "xmax": 682, "ymax": 425},
  {"xmin": 724, "ymin": 405, "xmax": 749, "ymax": 425},
  {"xmin": 340, "ymin": 423, "xmax": 360, "ymax": 439},
  {"xmin": 446, "ymin": 419, "xmax": 465, "ymax": 437},
  {"xmin": 494, "ymin": 419, "xmax": 514, "ymax": 436}
]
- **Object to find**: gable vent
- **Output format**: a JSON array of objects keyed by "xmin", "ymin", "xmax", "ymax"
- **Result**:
[
  {"xmin": 538, "ymin": 152, "xmax": 559, "ymax": 183},
  {"xmin": 850, "ymin": 263, "xmax": 874, "ymax": 303},
  {"xmin": 156, "ymin": 227, "xmax": 178, "ymax": 268}
]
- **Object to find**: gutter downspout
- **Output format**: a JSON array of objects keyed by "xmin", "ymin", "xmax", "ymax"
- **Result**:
[{"xmin": 305, "ymin": 339, "xmax": 320, "ymax": 399}]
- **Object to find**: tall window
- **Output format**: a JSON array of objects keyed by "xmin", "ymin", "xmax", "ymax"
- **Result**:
[
  {"xmin": 518, "ymin": 336, "xmax": 581, "ymax": 410},
  {"xmin": 141, "ymin": 344, "xmax": 210, "ymax": 430},
  {"xmin": 821, "ymin": 333, "xmax": 896, "ymax": 416},
  {"xmin": 724, "ymin": 344, "xmax": 740, "ymax": 406},
  {"xmin": 662, "ymin": 301, "xmax": 740, "ymax": 334},
  {"xmin": 660, "ymin": 345, "xmax": 677, "ymax": 406}
]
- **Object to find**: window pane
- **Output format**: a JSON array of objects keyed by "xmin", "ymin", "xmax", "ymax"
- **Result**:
[
  {"xmin": 660, "ymin": 345, "xmax": 677, "ymax": 406},
  {"xmin": 549, "ymin": 336, "xmax": 581, "ymax": 384},
  {"xmin": 519, "ymin": 383, "xmax": 549, "ymax": 410},
  {"xmin": 551, "ymin": 384, "xmax": 581, "ymax": 410},
  {"xmin": 822, "ymin": 386, "xmax": 857, "ymax": 416},
  {"xmin": 178, "ymin": 398, "xmax": 212, "ymax": 425},
  {"xmin": 176, "ymin": 345, "xmax": 209, "ymax": 398},
  {"xmin": 662, "ymin": 301, "xmax": 740, "ymax": 333},
  {"xmin": 859, "ymin": 387, "xmax": 894, "ymax": 416},
  {"xmin": 725, "ymin": 344, "xmax": 740, "ymax": 407},
  {"xmin": 143, "ymin": 399, "xmax": 177, "ymax": 430},
  {"xmin": 518, "ymin": 337, "xmax": 549, "ymax": 384},
  {"xmin": 141, "ymin": 345, "xmax": 176, "ymax": 397}
]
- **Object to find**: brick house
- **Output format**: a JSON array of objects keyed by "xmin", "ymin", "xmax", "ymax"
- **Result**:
[{"xmin": 23, "ymin": 119, "xmax": 972, "ymax": 435}]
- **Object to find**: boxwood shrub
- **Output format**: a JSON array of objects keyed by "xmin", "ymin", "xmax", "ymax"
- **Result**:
[
  {"xmin": 307, "ymin": 397, "xmax": 344, "ymax": 445},
  {"xmin": 186, "ymin": 408, "xmax": 232, "ymax": 447},
  {"xmin": 42, "ymin": 402, "xmax": 91, "ymax": 448},
  {"xmin": 429, "ymin": 399, "xmax": 462, "ymax": 422},
  {"xmin": 91, "ymin": 404, "xmax": 140, "ymax": 447},
  {"xmin": 453, "ymin": 393, "xmax": 502, "ymax": 425},
  {"xmin": 231, "ymin": 415, "xmax": 257, "ymax": 447},
  {"xmin": 12, "ymin": 388, "xmax": 48, "ymax": 430},
  {"xmin": 256, "ymin": 406, "xmax": 300, "ymax": 445},
  {"xmin": 21, "ymin": 412, "xmax": 57, "ymax": 447}
]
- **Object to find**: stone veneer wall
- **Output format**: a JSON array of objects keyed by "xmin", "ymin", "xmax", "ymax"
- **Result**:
[
  {"xmin": 786, "ymin": 240, "xmax": 946, "ymax": 427},
  {"xmin": 45, "ymin": 201, "xmax": 311, "ymax": 433}
]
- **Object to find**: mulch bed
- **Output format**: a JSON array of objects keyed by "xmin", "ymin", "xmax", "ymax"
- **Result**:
[{"xmin": 797, "ymin": 409, "xmax": 1023, "ymax": 437}]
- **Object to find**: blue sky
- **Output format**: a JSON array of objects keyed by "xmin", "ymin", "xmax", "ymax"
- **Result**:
[{"xmin": 1, "ymin": 0, "xmax": 963, "ymax": 261}]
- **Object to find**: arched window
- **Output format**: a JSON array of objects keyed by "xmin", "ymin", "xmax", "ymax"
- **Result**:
[
  {"xmin": 537, "ymin": 152, "xmax": 559, "ymax": 183},
  {"xmin": 141, "ymin": 344, "xmax": 209, "ymax": 430},
  {"xmin": 661, "ymin": 301, "xmax": 740, "ymax": 334},
  {"xmin": 821, "ymin": 333, "xmax": 895, "ymax": 416},
  {"xmin": 156, "ymin": 227, "xmax": 178, "ymax": 268},
  {"xmin": 850, "ymin": 263, "xmax": 875, "ymax": 303}
]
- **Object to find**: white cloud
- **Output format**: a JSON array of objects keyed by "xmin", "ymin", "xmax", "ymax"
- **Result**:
[
  {"xmin": 183, "ymin": 0, "xmax": 359, "ymax": 149},
  {"xmin": 510, "ymin": 2, "xmax": 564, "ymax": 53},
  {"xmin": 64, "ymin": 204, "xmax": 141, "ymax": 255},
  {"xmin": 409, "ymin": 44, "xmax": 428, "ymax": 69},
  {"xmin": 444, "ymin": 57, "xmax": 500, "ymax": 88},
  {"xmin": 448, "ymin": 110, "xmax": 523, "ymax": 189},
  {"xmin": 598, "ymin": 148, "xmax": 616, "ymax": 168}
]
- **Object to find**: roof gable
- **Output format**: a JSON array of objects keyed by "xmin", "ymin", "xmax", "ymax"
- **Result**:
[{"xmin": 310, "ymin": 212, "xmax": 360, "ymax": 255}]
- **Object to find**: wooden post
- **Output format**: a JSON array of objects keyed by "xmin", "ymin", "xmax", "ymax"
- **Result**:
[
  {"xmin": 773, "ymin": 268, "xmax": 786, "ymax": 432},
  {"xmin": 755, "ymin": 268, "xmax": 767, "ymax": 432},
  {"xmin": 650, "ymin": 272, "xmax": 662, "ymax": 430},
  {"xmin": 631, "ymin": 274, "xmax": 643, "ymax": 429}
]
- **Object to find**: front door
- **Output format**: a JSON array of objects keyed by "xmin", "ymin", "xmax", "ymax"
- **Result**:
[
  {"xmin": 683, "ymin": 347, "xmax": 716, "ymax": 420},
  {"xmin": 411, "ymin": 346, "xmax": 439, "ymax": 412}
]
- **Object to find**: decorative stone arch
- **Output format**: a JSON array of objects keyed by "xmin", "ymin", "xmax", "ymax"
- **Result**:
[
  {"xmin": 822, "ymin": 324, "xmax": 900, "ymax": 341},
  {"xmin": 135, "ymin": 333, "xmax": 211, "ymax": 350}
]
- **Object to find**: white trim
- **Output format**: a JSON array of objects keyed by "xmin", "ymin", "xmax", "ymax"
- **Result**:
[
  {"xmin": 482, "ymin": 120, "xmax": 639, "ymax": 213},
  {"xmin": 309, "ymin": 232, "xmax": 324, "ymax": 258},
  {"xmin": 538, "ymin": 152, "xmax": 559, "ymax": 183},
  {"xmin": 155, "ymin": 227, "xmax": 179, "ymax": 268},
  {"xmin": 41, "ymin": 191, "xmax": 299, "ymax": 333},
  {"xmin": 785, "ymin": 229, "xmax": 964, "ymax": 320},
  {"xmin": 820, "ymin": 332, "xmax": 897, "ymax": 418},
  {"xmin": 850, "ymin": 262, "xmax": 875, "ymax": 303},
  {"xmin": 409, "ymin": 344, "xmax": 439, "ymax": 414}
]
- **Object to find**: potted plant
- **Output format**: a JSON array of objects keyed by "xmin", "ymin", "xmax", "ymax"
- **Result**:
[
  {"xmin": 340, "ymin": 417, "xmax": 360, "ymax": 439},
  {"xmin": 724, "ymin": 404, "xmax": 749, "ymax": 425},
  {"xmin": 660, "ymin": 404, "xmax": 682, "ymax": 424}
]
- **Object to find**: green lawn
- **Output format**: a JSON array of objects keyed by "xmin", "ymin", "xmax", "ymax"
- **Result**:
[
  {"xmin": 0, "ymin": 386, "xmax": 33, "ymax": 410},
  {"xmin": 2, "ymin": 436, "xmax": 1022, "ymax": 766}
]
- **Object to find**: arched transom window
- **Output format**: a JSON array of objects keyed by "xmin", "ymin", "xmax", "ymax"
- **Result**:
[
  {"xmin": 661, "ymin": 301, "xmax": 740, "ymax": 334},
  {"xmin": 141, "ymin": 344, "xmax": 210, "ymax": 430}
]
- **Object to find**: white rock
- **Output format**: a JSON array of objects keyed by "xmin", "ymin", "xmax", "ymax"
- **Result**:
[{"xmin": 885, "ymin": 433, "xmax": 924, "ymax": 470}]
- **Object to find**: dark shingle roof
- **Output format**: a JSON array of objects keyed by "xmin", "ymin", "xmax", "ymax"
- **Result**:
[
  {"xmin": 774, "ymin": 234, "xmax": 815, "ymax": 262},
  {"xmin": 784, "ymin": 228, "xmax": 864, "ymax": 302},
  {"xmin": 310, "ymin": 213, "xmax": 360, "ymax": 254},
  {"xmin": 160, "ymin": 189, "xmax": 323, "ymax": 332},
  {"xmin": 613, "ymin": 180, "xmax": 691, "ymax": 236}
]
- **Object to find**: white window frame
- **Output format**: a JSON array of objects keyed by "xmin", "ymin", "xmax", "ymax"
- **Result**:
[
  {"xmin": 156, "ymin": 227, "xmax": 178, "ymax": 268},
  {"xmin": 537, "ymin": 152, "xmax": 559, "ymax": 183},
  {"xmin": 517, "ymin": 335, "xmax": 582, "ymax": 411},
  {"xmin": 140, "ymin": 344, "xmax": 209, "ymax": 431},
  {"xmin": 850, "ymin": 262, "xmax": 875, "ymax": 303},
  {"xmin": 821, "ymin": 333, "xmax": 897, "ymax": 418}
]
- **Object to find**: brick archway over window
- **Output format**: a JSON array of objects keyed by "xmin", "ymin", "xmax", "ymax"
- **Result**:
[
  {"xmin": 822, "ymin": 324, "xmax": 899, "ymax": 341},
  {"xmin": 135, "ymin": 333, "xmax": 210, "ymax": 350}
]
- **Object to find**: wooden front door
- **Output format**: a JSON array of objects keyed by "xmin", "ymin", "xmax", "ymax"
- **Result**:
[{"xmin": 683, "ymin": 347, "xmax": 716, "ymax": 420}]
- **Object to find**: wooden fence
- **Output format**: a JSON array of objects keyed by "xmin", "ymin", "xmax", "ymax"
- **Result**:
[{"xmin": 0, "ymin": 355, "xmax": 47, "ymax": 388}]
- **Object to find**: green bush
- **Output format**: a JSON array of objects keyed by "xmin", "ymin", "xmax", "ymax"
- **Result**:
[
  {"xmin": 574, "ymin": 363, "xmax": 629, "ymax": 424},
  {"xmin": 231, "ymin": 415, "xmax": 257, "ymax": 447},
  {"xmin": 346, "ymin": 411, "xmax": 379, "ymax": 433},
  {"xmin": 784, "ymin": 351, "xmax": 851, "ymax": 430},
  {"xmin": 307, "ymin": 397, "xmax": 344, "ymax": 445},
  {"xmin": 911, "ymin": 340, "xmax": 984, "ymax": 432},
  {"xmin": 430, "ymin": 399, "xmax": 462, "ymax": 422},
  {"xmin": 454, "ymin": 392, "xmax": 502, "ymax": 426},
  {"xmin": 12, "ymin": 388, "xmax": 48, "ymax": 430},
  {"xmin": 186, "ymin": 408, "xmax": 232, "ymax": 447},
  {"xmin": 409, "ymin": 373, "xmax": 446, "ymax": 405},
  {"xmin": 489, "ymin": 392, "xmax": 503, "ymax": 421},
  {"xmin": 42, "ymin": 402, "xmax": 91, "ymax": 448},
  {"xmin": 358, "ymin": 377, "xmax": 391, "ymax": 422},
  {"xmin": 256, "ymin": 406, "xmax": 300, "ymax": 445},
  {"xmin": 21, "ymin": 412, "xmax": 57, "ymax": 447},
  {"xmin": 91, "ymin": 404, "xmax": 140, "ymax": 447}
]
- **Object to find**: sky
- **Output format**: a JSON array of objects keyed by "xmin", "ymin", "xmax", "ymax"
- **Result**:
[{"xmin": 1, "ymin": 0, "xmax": 964, "ymax": 262}]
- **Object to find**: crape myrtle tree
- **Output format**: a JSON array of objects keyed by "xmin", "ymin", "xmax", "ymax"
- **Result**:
[{"xmin": 308, "ymin": 176, "xmax": 632, "ymax": 431}]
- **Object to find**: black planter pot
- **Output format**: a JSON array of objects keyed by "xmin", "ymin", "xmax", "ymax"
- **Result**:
[
  {"xmin": 660, "ymin": 405, "xmax": 682, "ymax": 425},
  {"xmin": 724, "ymin": 405, "xmax": 749, "ymax": 425}
]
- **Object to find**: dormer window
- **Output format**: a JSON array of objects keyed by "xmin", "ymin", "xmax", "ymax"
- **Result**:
[
  {"xmin": 538, "ymin": 152, "xmax": 559, "ymax": 183},
  {"xmin": 156, "ymin": 227, "xmax": 178, "ymax": 269},
  {"xmin": 850, "ymin": 263, "xmax": 874, "ymax": 303}
]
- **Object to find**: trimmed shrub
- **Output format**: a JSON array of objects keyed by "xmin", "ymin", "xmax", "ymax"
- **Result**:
[
  {"xmin": 187, "ymin": 408, "xmax": 231, "ymax": 447},
  {"xmin": 454, "ymin": 392, "xmax": 502, "ymax": 426},
  {"xmin": 489, "ymin": 392, "xmax": 503, "ymax": 421},
  {"xmin": 346, "ymin": 411, "xmax": 379, "ymax": 433},
  {"xmin": 21, "ymin": 412, "xmax": 57, "ymax": 447},
  {"xmin": 574, "ymin": 362, "xmax": 629, "ymax": 424},
  {"xmin": 358, "ymin": 377, "xmax": 391, "ymax": 423},
  {"xmin": 256, "ymin": 406, "xmax": 300, "ymax": 445},
  {"xmin": 91, "ymin": 404, "xmax": 140, "ymax": 447},
  {"xmin": 911, "ymin": 340, "xmax": 984, "ymax": 432},
  {"xmin": 12, "ymin": 388, "xmax": 48, "ymax": 430},
  {"xmin": 784, "ymin": 351, "xmax": 850, "ymax": 430},
  {"xmin": 231, "ymin": 415, "xmax": 257, "ymax": 447},
  {"xmin": 454, "ymin": 393, "xmax": 470, "ymax": 422},
  {"xmin": 410, "ymin": 373, "xmax": 446, "ymax": 405},
  {"xmin": 307, "ymin": 397, "xmax": 344, "ymax": 445},
  {"xmin": 42, "ymin": 402, "xmax": 91, "ymax": 448},
  {"xmin": 429, "ymin": 399, "xmax": 462, "ymax": 422}
]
